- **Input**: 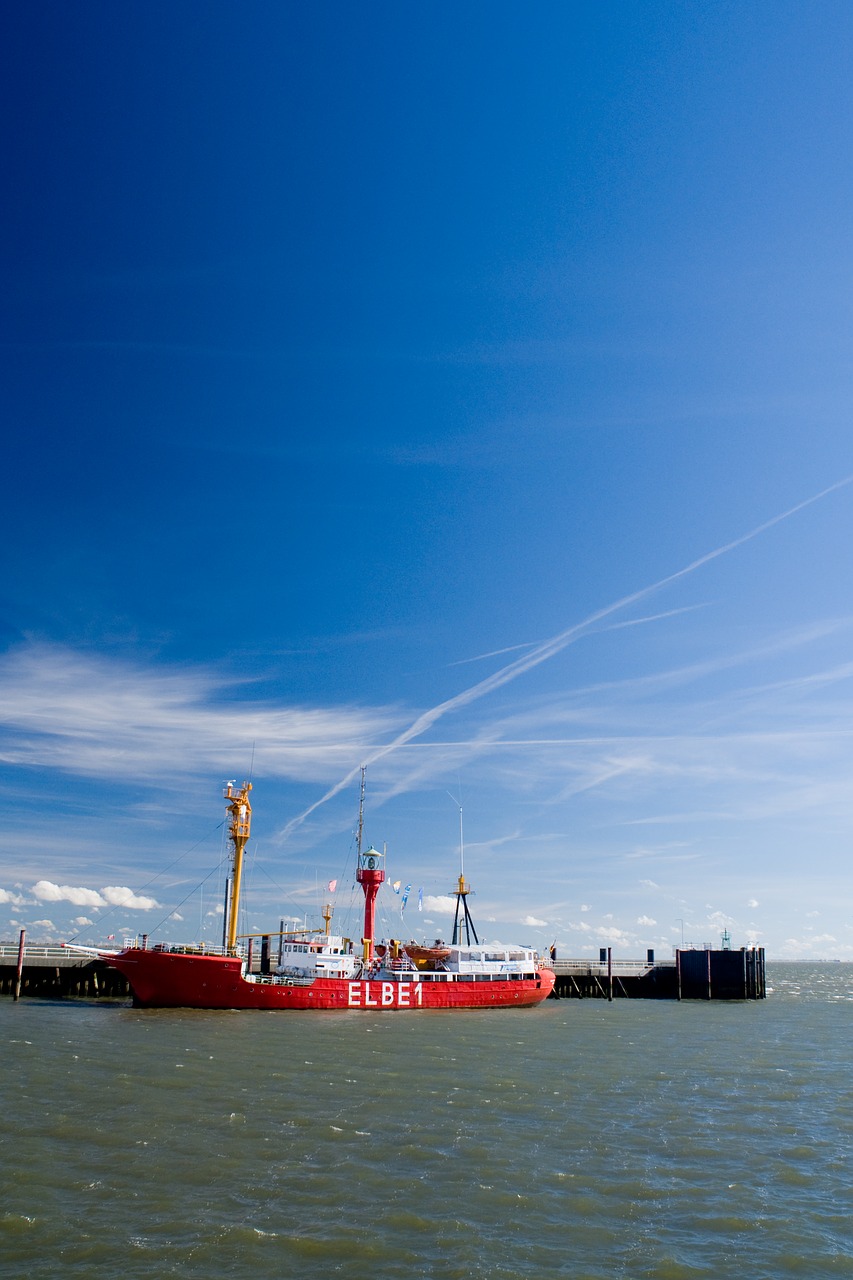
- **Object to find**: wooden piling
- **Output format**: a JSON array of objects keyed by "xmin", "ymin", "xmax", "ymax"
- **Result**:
[{"xmin": 13, "ymin": 929, "xmax": 25, "ymax": 1001}]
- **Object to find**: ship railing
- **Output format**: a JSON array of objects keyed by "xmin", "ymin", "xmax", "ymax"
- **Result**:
[{"xmin": 144, "ymin": 941, "xmax": 238, "ymax": 957}]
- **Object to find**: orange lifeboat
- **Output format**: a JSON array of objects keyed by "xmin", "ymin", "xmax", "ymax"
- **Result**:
[{"xmin": 403, "ymin": 940, "xmax": 452, "ymax": 970}]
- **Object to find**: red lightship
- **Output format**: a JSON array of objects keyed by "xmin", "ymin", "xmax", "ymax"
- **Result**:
[{"xmin": 67, "ymin": 781, "xmax": 555, "ymax": 1012}]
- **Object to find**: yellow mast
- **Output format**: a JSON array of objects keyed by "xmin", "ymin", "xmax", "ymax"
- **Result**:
[{"xmin": 223, "ymin": 781, "xmax": 252, "ymax": 953}]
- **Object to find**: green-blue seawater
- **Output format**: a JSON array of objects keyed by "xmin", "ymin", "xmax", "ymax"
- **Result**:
[{"xmin": 1, "ymin": 963, "xmax": 850, "ymax": 1279}]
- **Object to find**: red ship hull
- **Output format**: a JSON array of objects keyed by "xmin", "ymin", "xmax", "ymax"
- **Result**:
[{"xmin": 101, "ymin": 947, "xmax": 555, "ymax": 1011}]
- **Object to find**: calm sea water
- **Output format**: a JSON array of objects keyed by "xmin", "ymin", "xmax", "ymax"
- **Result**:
[{"xmin": 1, "ymin": 964, "xmax": 850, "ymax": 1280}]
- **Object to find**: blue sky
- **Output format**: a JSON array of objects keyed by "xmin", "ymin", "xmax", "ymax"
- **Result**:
[{"xmin": 2, "ymin": 2, "xmax": 853, "ymax": 959}]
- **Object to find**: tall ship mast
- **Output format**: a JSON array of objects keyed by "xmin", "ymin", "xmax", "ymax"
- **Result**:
[
  {"xmin": 223, "ymin": 781, "xmax": 252, "ymax": 953},
  {"xmin": 448, "ymin": 791, "xmax": 478, "ymax": 947},
  {"xmin": 354, "ymin": 766, "xmax": 385, "ymax": 960}
]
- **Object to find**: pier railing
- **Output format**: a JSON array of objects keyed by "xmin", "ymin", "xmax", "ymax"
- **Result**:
[
  {"xmin": 551, "ymin": 958, "xmax": 674, "ymax": 978},
  {"xmin": 0, "ymin": 944, "xmax": 80, "ymax": 963},
  {"xmin": 0, "ymin": 942, "xmax": 239, "ymax": 963}
]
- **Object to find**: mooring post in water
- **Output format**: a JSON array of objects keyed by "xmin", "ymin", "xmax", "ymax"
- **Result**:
[{"xmin": 13, "ymin": 928, "xmax": 25, "ymax": 1001}]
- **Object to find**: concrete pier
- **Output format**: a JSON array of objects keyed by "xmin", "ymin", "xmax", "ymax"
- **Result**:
[{"xmin": 0, "ymin": 945, "xmax": 130, "ymax": 999}]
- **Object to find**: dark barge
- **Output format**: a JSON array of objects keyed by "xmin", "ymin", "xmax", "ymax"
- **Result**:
[{"xmin": 550, "ymin": 946, "xmax": 766, "ymax": 1000}]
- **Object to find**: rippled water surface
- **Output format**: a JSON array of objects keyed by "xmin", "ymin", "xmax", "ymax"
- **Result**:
[{"xmin": 1, "ymin": 963, "xmax": 851, "ymax": 1279}]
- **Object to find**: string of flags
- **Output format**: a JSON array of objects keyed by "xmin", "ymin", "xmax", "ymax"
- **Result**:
[
  {"xmin": 391, "ymin": 881, "xmax": 423, "ymax": 916},
  {"xmin": 327, "ymin": 875, "xmax": 424, "ymax": 916}
]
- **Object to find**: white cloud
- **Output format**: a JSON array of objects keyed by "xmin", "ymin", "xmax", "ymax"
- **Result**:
[
  {"xmin": 636, "ymin": 915, "xmax": 657, "ymax": 926},
  {"xmin": 33, "ymin": 881, "xmax": 105, "ymax": 907},
  {"xmin": 31, "ymin": 919, "xmax": 56, "ymax": 930},
  {"xmin": 640, "ymin": 880, "xmax": 659, "ymax": 890},
  {"xmin": 423, "ymin": 894, "xmax": 457, "ymax": 914},
  {"xmin": 747, "ymin": 898, "xmax": 759, "ymax": 908},
  {"xmin": 707, "ymin": 911, "xmax": 735, "ymax": 931},
  {"xmin": 32, "ymin": 880, "xmax": 159, "ymax": 910},
  {"xmin": 101, "ymin": 886, "xmax": 160, "ymax": 911},
  {"xmin": 72, "ymin": 916, "xmax": 93, "ymax": 926},
  {"xmin": 522, "ymin": 914, "xmax": 548, "ymax": 927},
  {"xmin": 580, "ymin": 903, "xmax": 591, "ymax": 912},
  {"xmin": 595, "ymin": 925, "xmax": 631, "ymax": 943},
  {"xmin": 569, "ymin": 919, "xmax": 633, "ymax": 946},
  {"xmin": 0, "ymin": 888, "xmax": 26, "ymax": 906}
]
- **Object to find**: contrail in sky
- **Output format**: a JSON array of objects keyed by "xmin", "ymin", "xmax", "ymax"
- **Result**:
[{"xmin": 279, "ymin": 474, "xmax": 853, "ymax": 841}]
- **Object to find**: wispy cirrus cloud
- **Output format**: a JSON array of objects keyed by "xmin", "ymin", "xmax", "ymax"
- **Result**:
[
  {"xmin": 4, "ymin": 619, "xmax": 853, "ymax": 872},
  {"xmin": 0, "ymin": 643, "xmax": 402, "ymax": 786},
  {"xmin": 279, "ymin": 476, "xmax": 853, "ymax": 838}
]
